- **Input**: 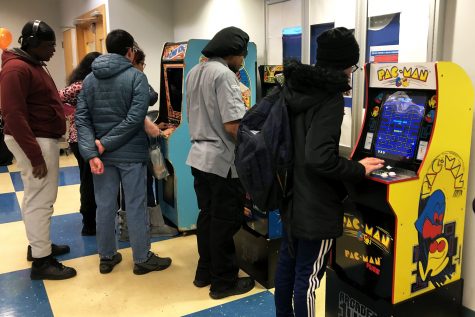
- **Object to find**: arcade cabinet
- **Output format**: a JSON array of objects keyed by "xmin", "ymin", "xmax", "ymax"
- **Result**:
[
  {"xmin": 156, "ymin": 40, "xmax": 257, "ymax": 231},
  {"xmin": 326, "ymin": 62, "xmax": 473, "ymax": 316},
  {"xmin": 233, "ymin": 65, "xmax": 285, "ymax": 289},
  {"xmin": 258, "ymin": 65, "xmax": 283, "ymax": 97}
]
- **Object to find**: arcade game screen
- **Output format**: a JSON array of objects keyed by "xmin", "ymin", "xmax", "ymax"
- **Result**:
[{"xmin": 374, "ymin": 91, "xmax": 426, "ymax": 162}]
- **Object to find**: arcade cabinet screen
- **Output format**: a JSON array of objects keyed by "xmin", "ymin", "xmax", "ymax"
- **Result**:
[
  {"xmin": 166, "ymin": 67, "xmax": 184, "ymax": 114},
  {"xmin": 374, "ymin": 92, "xmax": 426, "ymax": 162}
]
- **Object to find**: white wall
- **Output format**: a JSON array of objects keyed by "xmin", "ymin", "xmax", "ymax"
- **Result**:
[
  {"xmin": 442, "ymin": 0, "xmax": 475, "ymax": 311},
  {"xmin": 58, "ymin": 0, "xmax": 109, "ymax": 77},
  {"xmin": 173, "ymin": 0, "xmax": 266, "ymax": 66},
  {"xmin": 59, "ymin": 0, "xmax": 109, "ymax": 30},
  {"xmin": 108, "ymin": 0, "xmax": 173, "ymax": 92},
  {"xmin": 267, "ymin": 0, "xmax": 301, "ymax": 65},
  {"xmin": 0, "ymin": 0, "xmax": 66, "ymax": 86},
  {"xmin": 109, "ymin": 0, "xmax": 173, "ymax": 91},
  {"xmin": 368, "ymin": 0, "xmax": 430, "ymax": 63}
]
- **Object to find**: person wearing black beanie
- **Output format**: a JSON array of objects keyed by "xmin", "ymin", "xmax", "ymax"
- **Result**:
[
  {"xmin": 316, "ymin": 26, "xmax": 360, "ymax": 70},
  {"xmin": 274, "ymin": 27, "xmax": 384, "ymax": 317},
  {"xmin": 186, "ymin": 26, "xmax": 255, "ymax": 300}
]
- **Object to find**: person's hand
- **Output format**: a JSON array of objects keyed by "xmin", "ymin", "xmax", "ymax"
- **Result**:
[
  {"xmin": 358, "ymin": 157, "xmax": 385, "ymax": 175},
  {"xmin": 89, "ymin": 157, "xmax": 104, "ymax": 175},
  {"xmin": 161, "ymin": 127, "xmax": 175, "ymax": 139},
  {"xmin": 243, "ymin": 206, "xmax": 252, "ymax": 217},
  {"xmin": 32, "ymin": 162, "xmax": 48, "ymax": 179},
  {"xmin": 144, "ymin": 123, "xmax": 161, "ymax": 137},
  {"xmin": 157, "ymin": 122, "xmax": 170, "ymax": 130},
  {"xmin": 95, "ymin": 139, "xmax": 105, "ymax": 155}
]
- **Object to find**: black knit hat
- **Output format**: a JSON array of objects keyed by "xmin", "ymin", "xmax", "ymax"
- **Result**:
[
  {"xmin": 316, "ymin": 27, "xmax": 359, "ymax": 69},
  {"xmin": 202, "ymin": 26, "xmax": 249, "ymax": 58}
]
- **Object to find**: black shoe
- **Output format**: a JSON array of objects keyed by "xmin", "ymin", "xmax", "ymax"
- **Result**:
[
  {"xmin": 133, "ymin": 252, "xmax": 172, "ymax": 275},
  {"xmin": 209, "ymin": 277, "xmax": 255, "ymax": 300},
  {"xmin": 30, "ymin": 257, "xmax": 77, "ymax": 280},
  {"xmin": 99, "ymin": 253, "xmax": 122, "ymax": 274},
  {"xmin": 27, "ymin": 244, "xmax": 70, "ymax": 261},
  {"xmin": 193, "ymin": 279, "xmax": 211, "ymax": 288},
  {"xmin": 81, "ymin": 225, "xmax": 96, "ymax": 236}
]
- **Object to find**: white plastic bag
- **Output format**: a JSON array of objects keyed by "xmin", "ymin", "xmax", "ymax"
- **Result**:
[{"xmin": 149, "ymin": 140, "xmax": 169, "ymax": 180}]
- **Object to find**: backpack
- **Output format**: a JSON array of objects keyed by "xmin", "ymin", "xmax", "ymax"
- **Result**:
[{"xmin": 235, "ymin": 85, "xmax": 293, "ymax": 211}]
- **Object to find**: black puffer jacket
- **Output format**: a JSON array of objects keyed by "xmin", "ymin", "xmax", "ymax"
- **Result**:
[{"xmin": 284, "ymin": 61, "xmax": 365, "ymax": 240}]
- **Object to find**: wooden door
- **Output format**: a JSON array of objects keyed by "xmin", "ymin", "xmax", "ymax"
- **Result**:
[
  {"xmin": 62, "ymin": 29, "xmax": 74, "ymax": 80},
  {"xmin": 75, "ymin": 4, "xmax": 107, "ymax": 62}
]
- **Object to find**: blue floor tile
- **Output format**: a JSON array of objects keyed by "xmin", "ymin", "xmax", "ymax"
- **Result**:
[
  {"xmin": 58, "ymin": 166, "xmax": 80, "ymax": 186},
  {"xmin": 49, "ymin": 213, "xmax": 98, "ymax": 261},
  {"xmin": 0, "ymin": 192, "xmax": 21, "ymax": 223},
  {"xmin": 183, "ymin": 291, "xmax": 276, "ymax": 317},
  {"xmin": 50, "ymin": 212, "xmax": 180, "ymax": 262},
  {"xmin": 10, "ymin": 171, "xmax": 23, "ymax": 192},
  {"xmin": 8, "ymin": 166, "xmax": 80, "ymax": 192},
  {"xmin": 0, "ymin": 269, "xmax": 53, "ymax": 317}
]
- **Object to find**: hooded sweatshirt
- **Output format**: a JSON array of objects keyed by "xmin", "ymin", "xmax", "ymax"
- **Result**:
[
  {"xmin": 283, "ymin": 60, "xmax": 365, "ymax": 240},
  {"xmin": 0, "ymin": 48, "xmax": 65, "ymax": 167}
]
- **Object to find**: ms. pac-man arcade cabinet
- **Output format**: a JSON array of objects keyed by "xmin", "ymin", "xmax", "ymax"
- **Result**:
[
  {"xmin": 325, "ymin": 62, "xmax": 474, "ymax": 317},
  {"xmin": 156, "ymin": 40, "xmax": 257, "ymax": 231}
]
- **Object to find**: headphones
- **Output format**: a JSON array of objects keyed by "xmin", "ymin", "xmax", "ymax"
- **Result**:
[{"xmin": 19, "ymin": 20, "xmax": 42, "ymax": 48}]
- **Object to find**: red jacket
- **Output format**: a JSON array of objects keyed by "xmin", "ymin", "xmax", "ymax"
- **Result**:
[{"xmin": 0, "ymin": 49, "xmax": 65, "ymax": 167}]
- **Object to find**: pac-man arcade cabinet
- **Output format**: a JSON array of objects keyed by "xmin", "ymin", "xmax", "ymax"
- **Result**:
[
  {"xmin": 326, "ymin": 62, "xmax": 473, "ymax": 317},
  {"xmin": 156, "ymin": 40, "xmax": 257, "ymax": 231}
]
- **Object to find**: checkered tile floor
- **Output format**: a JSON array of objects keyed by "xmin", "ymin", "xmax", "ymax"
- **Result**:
[{"xmin": 0, "ymin": 155, "xmax": 287, "ymax": 317}]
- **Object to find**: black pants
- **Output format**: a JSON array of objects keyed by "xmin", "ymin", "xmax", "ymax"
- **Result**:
[
  {"xmin": 191, "ymin": 167, "xmax": 245, "ymax": 292},
  {"xmin": 70, "ymin": 142, "xmax": 96, "ymax": 228},
  {"xmin": 274, "ymin": 229, "xmax": 333, "ymax": 317}
]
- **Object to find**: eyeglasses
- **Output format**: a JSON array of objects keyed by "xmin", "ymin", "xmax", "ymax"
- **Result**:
[
  {"xmin": 351, "ymin": 65, "xmax": 359, "ymax": 73},
  {"xmin": 127, "ymin": 46, "xmax": 139, "ymax": 53}
]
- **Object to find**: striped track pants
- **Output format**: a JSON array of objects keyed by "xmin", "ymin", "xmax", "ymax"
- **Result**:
[{"xmin": 275, "ymin": 230, "xmax": 333, "ymax": 317}]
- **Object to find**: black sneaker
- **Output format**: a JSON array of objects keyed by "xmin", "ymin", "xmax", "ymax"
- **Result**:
[
  {"xmin": 27, "ymin": 244, "xmax": 70, "ymax": 261},
  {"xmin": 30, "ymin": 257, "xmax": 77, "ymax": 280},
  {"xmin": 99, "ymin": 253, "xmax": 122, "ymax": 274},
  {"xmin": 133, "ymin": 252, "xmax": 172, "ymax": 275},
  {"xmin": 209, "ymin": 277, "xmax": 255, "ymax": 300},
  {"xmin": 193, "ymin": 279, "xmax": 211, "ymax": 288}
]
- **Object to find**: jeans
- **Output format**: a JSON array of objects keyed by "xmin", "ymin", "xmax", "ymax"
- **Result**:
[
  {"xmin": 93, "ymin": 162, "xmax": 150, "ymax": 263},
  {"xmin": 274, "ymin": 228, "xmax": 333, "ymax": 317},
  {"xmin": 191, "ymin": 167, "xmax": 245, "ymax": 292}
]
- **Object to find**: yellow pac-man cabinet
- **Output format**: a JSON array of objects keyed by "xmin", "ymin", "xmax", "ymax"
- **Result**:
[{"xmin": 325, "ymin": 62, "xmax": 473, "ymax": 317}]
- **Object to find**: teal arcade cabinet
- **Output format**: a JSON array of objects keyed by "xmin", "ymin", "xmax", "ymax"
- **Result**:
[{"xmin": 156, "ymin": 40, "xmax": 257, "ymax": 231}]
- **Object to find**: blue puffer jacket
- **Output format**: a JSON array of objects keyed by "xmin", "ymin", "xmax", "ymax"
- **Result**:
[{"xmin": 76, "ymin": 53, "xmax": 150, "ymax": 163}]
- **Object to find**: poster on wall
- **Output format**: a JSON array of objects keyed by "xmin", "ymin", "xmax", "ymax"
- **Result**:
[
  {"xmin": 366, "ymin": 13, "xmax": 400, "ymax": 63},
  {"xmin": 369, "ymin": 44, "xmax": 399, "ymax": 63}
]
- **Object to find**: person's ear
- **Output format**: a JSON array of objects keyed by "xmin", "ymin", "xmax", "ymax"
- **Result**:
[{"xmin": 125, "ymin": 47, "xmax": 134, "ymax": 62}]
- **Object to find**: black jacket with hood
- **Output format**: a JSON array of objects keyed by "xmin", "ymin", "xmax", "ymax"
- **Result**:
[{"xmin": 284, "ymin": 61, "xmax": 365, "ymax": 240}]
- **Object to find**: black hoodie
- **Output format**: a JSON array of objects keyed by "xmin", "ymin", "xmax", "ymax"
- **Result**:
[{"xmin": 284, "ymin": 60, "xmax": 365, "ymax": 240}]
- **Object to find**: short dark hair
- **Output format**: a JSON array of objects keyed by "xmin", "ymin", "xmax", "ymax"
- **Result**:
[
  {"xmin": 106, "ymin": 29, "xmax": 134, "ymax": 56},
  {"xmin": 133, "ymin": 44, "xmax": 145, "ymax": 65},
  {"xmin": 67, "ymin": 51, "xmax": 101, "ymax": 85},
  {"xmin": 19, "ymin": 20, "xmax": 55, "ymax": 49}
]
